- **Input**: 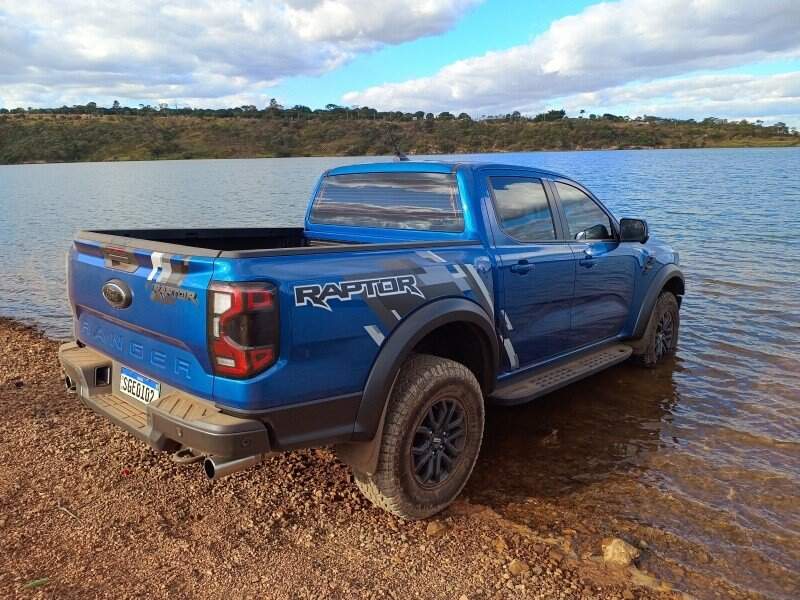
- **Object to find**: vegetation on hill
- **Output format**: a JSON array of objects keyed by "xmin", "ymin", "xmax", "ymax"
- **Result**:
[{"xmin": 1, "ymin": 102, "xmax": 796, "ymax": 164}]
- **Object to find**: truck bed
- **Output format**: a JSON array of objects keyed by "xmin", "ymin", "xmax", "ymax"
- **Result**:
[
  {"xmin": 79, "ymin": 227, "xmax": 471, "ymax": 258},
  {"xmin": 86, "ymin": 227, "xmax": 322, "ymax": 252}
]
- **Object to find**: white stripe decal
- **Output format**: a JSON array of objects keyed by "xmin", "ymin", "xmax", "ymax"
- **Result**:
[
  {"xmin": 464, "ymin": 263, "xmax": 494, "ymax": 317},
  {"xmin": 503, "ymin": 337, "xmax": 520, "ymax": 370},
  {"xmin": 417, "ymin": 250, "xmax": 447, "ymax": 263},
  {"xmin": 364, "ymin": 325, "xmax": 385, "ymax": 346},
  {"xmin": 502, "ymin": 310, "xmax": 514, "ymax": 332},
  {"xmin": 391, "ymin": 309, "xmax": 402, "ymax": 320},
  {"xmin": 147, "ymin": 252, "xmax": 164, "ymax": 281},
  {"xmin": 157, "ymin": 257, "xmax": 173, "ymax": 283},
  {"xmin": 451, "ymin": 264, "xmax": 467, "ymax": 278}
]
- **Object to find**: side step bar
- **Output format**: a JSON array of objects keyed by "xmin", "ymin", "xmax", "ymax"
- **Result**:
[{"xmin": 491, "ymin": 343, "xmax": 633, "ymax": 405}]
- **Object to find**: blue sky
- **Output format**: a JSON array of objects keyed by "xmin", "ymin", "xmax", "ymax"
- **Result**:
[
  {"xmin": 2, "ymin": 0, "xmax": 799, "ymax": 125},
  {"xmin": 271, "ymin": 0, "xmax": 599, "ymax": 109}
]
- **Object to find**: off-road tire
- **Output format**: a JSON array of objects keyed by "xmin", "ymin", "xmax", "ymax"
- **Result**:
[
  {"xmin": 632, "ymin": 291, "xmax": 680, "ymax": 367},
  {"xmin": 353, "ymin": 353, "xmax": 484, "ymax": 520}
]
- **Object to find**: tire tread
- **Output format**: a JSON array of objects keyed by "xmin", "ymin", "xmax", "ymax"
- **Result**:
[{"xmin": 354, "ymin": 354, "xmax": 483, "ymax": 519}]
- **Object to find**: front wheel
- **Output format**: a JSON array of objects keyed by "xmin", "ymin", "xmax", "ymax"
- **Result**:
[
  {"xmin": 353, "ymin": 354, "xmax": 484, "ymax": 520},
  {"xmin": 632, "ymin": 291, "xmax": 680, "ymax": 367}
]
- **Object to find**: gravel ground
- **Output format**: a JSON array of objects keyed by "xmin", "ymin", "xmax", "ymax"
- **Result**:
[{"xmin": 0, "ymin": 318, "xmax": 679, "ymax": 599}]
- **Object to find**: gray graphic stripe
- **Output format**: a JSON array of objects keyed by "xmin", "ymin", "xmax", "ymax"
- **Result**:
[
  {"xmin": 463, "ymin": 264, "xmax": 494, "ymax": 317},
  {"xmin": 451, "ymin": 264, "xmax": 467, "ymax": 278},
  {"xmin": 166, "ymin": 257, "xmax": 191, "ymax": 286},
  {"xmin": 364, "ymin": 296, "xmax": 401, "ymax": 330}
]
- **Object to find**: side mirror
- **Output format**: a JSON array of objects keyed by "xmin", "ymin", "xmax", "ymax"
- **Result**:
[
  {"xmin": 575, "ymin": 224, "xmax": 610, "ymax": 241},
  {"xmin": 619, "ymin": 218, "xmax": 648, "ymax": 243}
]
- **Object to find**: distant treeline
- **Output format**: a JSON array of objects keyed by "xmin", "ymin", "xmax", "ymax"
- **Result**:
[{"xmin": 1, "ymin": 100, "xmax": 797, "ymax": 164}]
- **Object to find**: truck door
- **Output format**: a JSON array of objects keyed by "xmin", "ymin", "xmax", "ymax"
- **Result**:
[
  {"xmin": 486, "ymin": 174, "xmax": 576, "ymax": 370},
  {"xmin": 550, "ymin": 180, "xmax": 637, "ymax": 348}
]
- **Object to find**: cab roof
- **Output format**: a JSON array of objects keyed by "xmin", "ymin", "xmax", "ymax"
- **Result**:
[{"xmin": 325, "ymin": 160, "xmax": 567, "ymax": 180}]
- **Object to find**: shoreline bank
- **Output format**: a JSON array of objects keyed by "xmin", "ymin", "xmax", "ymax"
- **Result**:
[{"xmin": 2, "ymin": 114, "xmax": 796, "ymax": 165}]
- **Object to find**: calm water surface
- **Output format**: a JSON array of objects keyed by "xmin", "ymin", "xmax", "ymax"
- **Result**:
[{"xmin": 1, "ymin": 149, "xmax": 799, "ymax": 598}]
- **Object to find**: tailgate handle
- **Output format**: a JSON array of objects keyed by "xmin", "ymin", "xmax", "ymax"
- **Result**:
[{"xmin": 103, "ymin": 247, "xmax": 138, "ymax": 273}]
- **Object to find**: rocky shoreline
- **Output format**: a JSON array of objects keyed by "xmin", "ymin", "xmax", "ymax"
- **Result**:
[{"xmin": 0, "ymin": 317, "xmax": 680, "ymax": 599}]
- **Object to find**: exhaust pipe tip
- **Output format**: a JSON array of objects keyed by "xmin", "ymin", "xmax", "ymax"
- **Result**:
[
  {"xmin": 203, "ymin": 457, "xmax": 217, "ymax": 480},
  {"xmin": 203, "ymin": 454, "xmax": 266, "ymax": 481}
]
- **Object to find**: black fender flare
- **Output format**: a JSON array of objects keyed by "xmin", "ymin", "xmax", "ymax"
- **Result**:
[
  {"xmin": 335, "ymin": 297, "xmax": 498, "ymax": 474},
  {"xmin": 630, "ymin": 264, "xmax": 685, "ymax": 339}
]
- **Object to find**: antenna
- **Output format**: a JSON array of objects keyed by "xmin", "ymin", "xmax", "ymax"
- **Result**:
[{"xmin": 386, "ymin": 127, "xmax": 409, "ymax": 161}]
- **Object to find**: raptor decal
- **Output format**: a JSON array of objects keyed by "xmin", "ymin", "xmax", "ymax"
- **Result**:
[{"xmin": 294, "ymin": 274, "xmax": 424, "ymax": 311}]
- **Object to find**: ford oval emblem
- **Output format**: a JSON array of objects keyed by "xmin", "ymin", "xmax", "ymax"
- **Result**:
[{"xmin": 102, "ymin": 279, "xmax": 132, "ymax": 309}]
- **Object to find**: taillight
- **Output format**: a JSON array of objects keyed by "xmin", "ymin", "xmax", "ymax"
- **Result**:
[{"xmin": 208, "ymin": 282, "xmax": 279, "ymax": 378}]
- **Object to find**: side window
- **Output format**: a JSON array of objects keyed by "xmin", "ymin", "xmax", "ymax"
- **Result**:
[
  {"xmin": 490, "ymin": 177, "xmax": 556, "ymax": 242},
  {"xmin": 555, "ymin": 182, "xmax": 614, "ymax": 241}
]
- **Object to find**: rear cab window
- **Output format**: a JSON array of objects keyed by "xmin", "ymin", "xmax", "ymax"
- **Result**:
[{"xmin": 309, "ymin": 172, "xmax": 464, "ymax": 232}]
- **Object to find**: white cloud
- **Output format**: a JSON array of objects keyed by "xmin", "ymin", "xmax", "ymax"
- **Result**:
[
  {"xmin": 555, "ymin": 72, "xmax": 800, "ymax": 123},
  {"xmin": 0, "ymin": 0, "xmax": 480, "ymax": 108},
  {"xmin": 344, "ymin": 0, "xmax": 800, "ymax": 121},
  {"xmin": 465, "ymin": 71, "xmax": 800, "ymax": 125}
]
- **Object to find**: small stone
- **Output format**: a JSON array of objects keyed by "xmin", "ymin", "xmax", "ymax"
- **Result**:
[
  {"xmin": 622, "ymin": 590, "xmax": 635, "ymax": 600},
  {"xmin": 507, "ymin": 559, "xmax": 530, "ymax": 577},
  {"xmin": 601, "ymin": 538, "xmax": 641, "ymax": 568},
  {"xmin": 493, "ymin": 536, "xmax": 508, "ymax": 553},
  {"xmin": 426, "ymin": 521, "xmax": 448, "ymax": 538}
]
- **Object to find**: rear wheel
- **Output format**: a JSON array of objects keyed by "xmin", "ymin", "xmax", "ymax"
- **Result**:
[
  {"xmin": 633, "ymin": 291, "xmax": 680, "ymax": 367},
  {"xmin": 353, "ymin": 354, "xmax": 484, "ymax": 520}
]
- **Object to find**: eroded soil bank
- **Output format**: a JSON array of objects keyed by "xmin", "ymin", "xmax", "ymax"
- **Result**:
[{"xmin": 0, "ymin": 318, "xmax": 681, "ymax": 599}]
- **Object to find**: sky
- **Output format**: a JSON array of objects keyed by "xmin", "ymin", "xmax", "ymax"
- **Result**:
[{"xmin": 1, "ymin": 0, "xmax": 799, "ymax": 125}]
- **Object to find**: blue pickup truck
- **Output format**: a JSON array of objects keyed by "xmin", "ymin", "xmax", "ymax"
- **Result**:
[{"xmin": 59, "ymin": 161, "xmax": 683, "ymax": 519}]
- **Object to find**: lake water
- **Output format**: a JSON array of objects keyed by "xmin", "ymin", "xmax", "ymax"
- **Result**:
[{"xmin": 1, "ymin": 149, "xmax": 799, "ymax": 598}]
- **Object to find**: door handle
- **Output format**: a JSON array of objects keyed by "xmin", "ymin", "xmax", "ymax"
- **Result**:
[
  {"xmin": 579, "ymin": 248, "xmax": 598, "ymax": 268},
  {"xmin": 510, "ymin": 260, "xmax": 533, "ymax": 274}
]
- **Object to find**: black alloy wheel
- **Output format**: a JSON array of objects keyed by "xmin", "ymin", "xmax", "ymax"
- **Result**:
[{"xmin": 411, "ymin": 398, "xmax": 466, "ymax": 487}]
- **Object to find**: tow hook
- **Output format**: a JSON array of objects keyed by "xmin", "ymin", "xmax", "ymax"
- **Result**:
[{"xmin": 170, "ymin": 447, "xmax": 203, "ymax": 465}]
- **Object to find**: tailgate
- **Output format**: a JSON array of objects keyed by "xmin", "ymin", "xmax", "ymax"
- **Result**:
[{"xmin": 69, "ymin": 237, "xmax": 216, "ymax": 398}]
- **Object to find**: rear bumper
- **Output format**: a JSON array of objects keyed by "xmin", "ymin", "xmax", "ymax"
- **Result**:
[{"xmin": 58, "ymin": 342, "xmax": 270, "ymax": 459}]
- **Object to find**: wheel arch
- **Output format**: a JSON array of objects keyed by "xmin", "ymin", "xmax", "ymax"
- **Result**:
[
  {"xmin": 335, "ymin": 297, "xmax": 498, "ymax": 474},
  {"xmin": 631, "ymin": 264, "xmax": 685, "ymax": 340}
]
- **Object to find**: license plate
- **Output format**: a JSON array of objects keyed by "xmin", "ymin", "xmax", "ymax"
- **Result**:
[{"xmin": 119, "ymin": 366, "xmax": 160, "ymax": 404}]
